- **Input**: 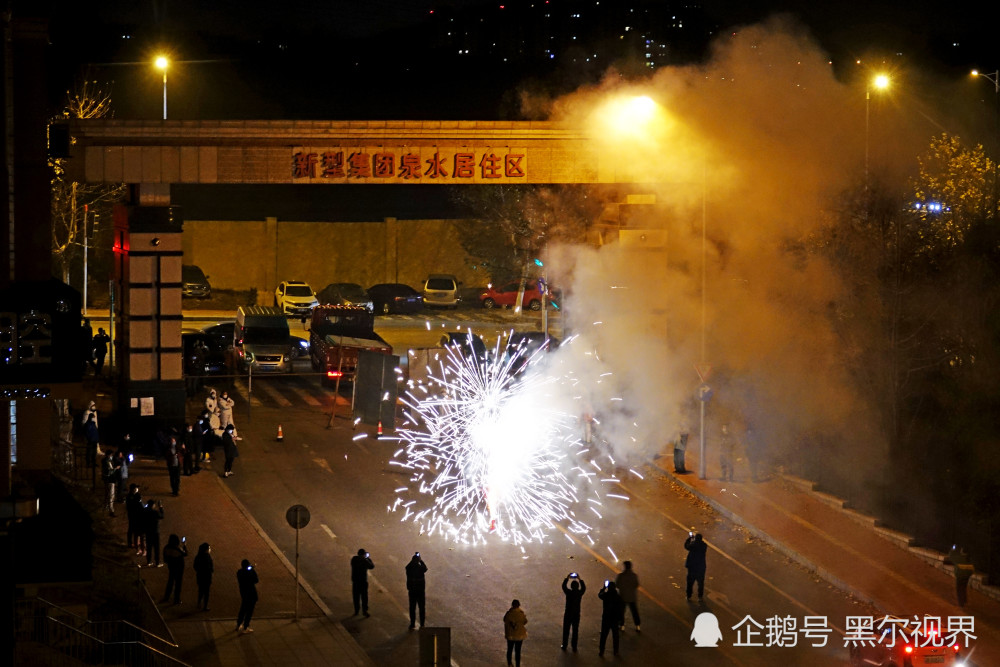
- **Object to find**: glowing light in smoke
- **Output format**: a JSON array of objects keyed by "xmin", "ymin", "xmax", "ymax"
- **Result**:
[{"xmin": 389, "ymin": 334, "xmax": 627, "ymax": 545}]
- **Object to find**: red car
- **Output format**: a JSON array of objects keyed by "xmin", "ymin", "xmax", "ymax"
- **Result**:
[{"xmin": 480, "ymin": 281, "xmax": 550, "ymax": 311}]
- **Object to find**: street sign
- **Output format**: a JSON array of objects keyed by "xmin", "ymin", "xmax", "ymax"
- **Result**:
[
  {"xmin": 694, "ymin": 363, "xmax": 712, "ymax": 382},
  {"xmin": 697, "ymin": 384, "xmax": 713, "ymax": 402},
  {"xmin": 285, "ymin": 504, "xmax": 311, "ymax": 529}
]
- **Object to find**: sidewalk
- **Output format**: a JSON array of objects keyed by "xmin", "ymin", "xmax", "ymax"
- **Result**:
[
  {"xmin": 657, "ymin": 445, "xmax": 1000, "ymax": 666},
  {"xmin": 123, "ymin": 455, "xmax": 373, "ymax": 667}
]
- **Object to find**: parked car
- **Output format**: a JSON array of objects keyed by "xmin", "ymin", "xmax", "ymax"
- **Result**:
[
  {"xmin": 316, "ymin": 282, "xmax": 374, "ymax": 312},
  {"xmin": 440, "ymin": 331, "xmax": 488, "ymax": 364},
  {"xmin": 422, "ymin": 274, "xmax": 461, "ymax": 308},
  {"xmin": 199, "ymin": 321, "xmax": 235, "ymax": 352},
  {"xmin": 182, "ymin": 330, "xmax": 229, "ymax": 393},
  {"xmin": 289, "ymin": 334, "xmax": 310, "ymax": 359},
  {"xmin": 367, "ymin": 283, "xmax": 424, "ymax": 314},
  {"xmin": 848, "ymin": 616, "xmax": 966, "ymax": 667},
  {"xmin": 182, "ymin": 264, "xmax": 212, "ymax": 298},
  {"xmin": 274, "ymin": 280, "xmax": 318, "ymax": 316},
  {"xmin": 480, "ymin": 281, "xmax": 554, "ymax": 311}
]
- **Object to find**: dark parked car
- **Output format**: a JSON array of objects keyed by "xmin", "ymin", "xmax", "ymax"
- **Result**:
[
  {"xmin": 199, "ymin": 321, "xmax": 235, "ymax": 352},
  {"xmin": 367, "ymin": 283, "xmax": 424, "ymax": 314},
  {"xmin": 440, "ymin": 331, "xmax": 488, "ymax": 365},
  {"xmin": 182, "ymin": 331, "xmax": 229, "ymax": 393},
  {"xmin": 316, "ymin": 282, "xmax": 374, "ymax": 312},
  {"xmin": 182, "ymin": 264, "xmax": 212, "ymax": 298}
]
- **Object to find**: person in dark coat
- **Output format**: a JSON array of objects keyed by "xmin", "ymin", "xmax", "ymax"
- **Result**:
[
  {"xmin": 598, "ymin": 581, "xmax": 623, "ymax": 657},
  {"xmin": 350, "ymin": 548, "xmax": 375, "ymax": 617},
  {"xmin": 193, "ymin": 542, "xmax": 214, "ymax": 611},
  {"xmin": 197, "ymin": 410, "xmax": 216, "ymax": 463},
  {"xmin": 561, "ymin": 573, "xmax": 586, "ymax": 651},
  {"xmin": 236, "ymin": 559, "xmax": 259, "ymax": 633},
  {"xmin": 685, "ymin": 532, "xmax": 708, "ymax": 600},
  {"xmin": 80, "ymin": 317, "xmax": 93, "ymax": 372},
  {"xmin": 165, "ymin": 437, "xmax": 181, "ymax": 495},
  {"xmin": 162, "ymin": 534, "xmax": 189, "ymax": 604},
  {"xmin": 405, "ymin": 552, "xmax": 428, "ymax": 630},
  {"xmin": 125, "ymin": 483, "xmax": 144, "ymax": 555},
  {"xmin": 184, "ymin": 423, "xmax": 201, "ymax": 473},
  {"xmin": 503, "ymin": 599, "xmax": 528, "ymax": 667},
  {"xmin": 945, "ymin": 545, "xmax": 975, "ymax": 608},
  {"xmin": 615, "ymin": 560, "xmax": 640, "ymax": 632},
  {"xmin": 143, "ymin": 499, "xmax": 164, "ymax": 567},
  {"xmin": 222, "ymin": 424, "xmax": 239, "ymax": 477},
  {"xmin": 673, "ymin": 431, "xmax": 690, "ymax": 474},
  {"xmin": 92, "ymin": 328, "xmax": 111, "ymax": 375},
  {"xmin": 84, "ymin": 412, "xmax": 100, "ymax": 468},
  {"xmin": 101, "ymin": 448, "xmax": 118, "ymax": 517}
]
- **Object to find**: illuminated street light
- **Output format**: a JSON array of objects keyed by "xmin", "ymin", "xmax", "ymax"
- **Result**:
[
  {"xmin": 155, "ymin": 55, "xmax": 168, "ymax": 120},
  {"xmin": 971, "ymin": 69, "xmax": 999, "ymax": 218},
  {"xmin": 865, "ymin": 73, "xmax": 890, "ymax": 189}
]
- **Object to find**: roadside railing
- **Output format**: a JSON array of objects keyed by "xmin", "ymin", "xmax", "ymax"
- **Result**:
[{"xmin": 14, "ymin": 596, "xmax": 188, "ymax": 667}]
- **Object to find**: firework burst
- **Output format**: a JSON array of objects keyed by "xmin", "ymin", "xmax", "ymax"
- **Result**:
[{"xmin": 389, "ymin": 332, "xmax": 623, "ymax": 546}]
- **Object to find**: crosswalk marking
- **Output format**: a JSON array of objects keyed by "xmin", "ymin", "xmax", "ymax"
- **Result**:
[
  {"xmin": 256, "ymin": 381, "xmax": 293, "ymax": 406},
  {"xmin": 232, "ymin": 379, "xmax": 263, "ymax": 407},
  {"xmin": 286, "ymin": 384, "xmax": 322, "ymax": 407}
]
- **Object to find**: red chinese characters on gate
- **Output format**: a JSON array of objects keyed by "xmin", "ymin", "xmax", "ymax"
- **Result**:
[{"xmin": 292, "ymin": 149, "xmax": 527, "ymax": 181}]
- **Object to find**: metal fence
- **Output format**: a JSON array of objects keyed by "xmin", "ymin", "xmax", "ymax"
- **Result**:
[{"xmin": 14, "ymin": 597, "xmax": 188, "ymax": 667}]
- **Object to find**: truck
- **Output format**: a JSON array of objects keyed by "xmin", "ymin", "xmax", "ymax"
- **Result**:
[{"xmin": 308, "ymin": 305, "xmax": 392, "ymax": 382}]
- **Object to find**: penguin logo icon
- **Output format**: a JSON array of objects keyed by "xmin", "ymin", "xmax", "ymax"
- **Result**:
[{"xmin": 691, "ymin": 612, "xmax": 723, "ymax": 647}]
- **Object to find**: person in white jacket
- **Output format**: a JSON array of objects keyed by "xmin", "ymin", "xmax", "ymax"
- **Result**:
[{"xmin": 218, "ymin": 391, "xmax": 235, "ymax": 430}]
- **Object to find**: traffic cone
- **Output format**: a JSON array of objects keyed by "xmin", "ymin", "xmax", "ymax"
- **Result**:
[
  {"xmin": 276, "ymin": 424, "xmax": 284, "ymax": 442},
  {"xmin": 376, "ymin": 420, "xmax": 383, "ymax": 439}
]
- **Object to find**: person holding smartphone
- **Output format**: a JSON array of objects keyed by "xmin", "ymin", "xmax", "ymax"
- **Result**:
[
  {"xmin": 405, "ymin": 551, "xmax": 428, "ymax": 630},
  {"xmin": 236, "ymin": 559, "xmax": 259, "ymax": 633},
  {"xmin": 350, "ymin": 548, "xmax": 375, "ymax": 617},
  {"xmin": 597, "ymin": 580, "xmax": 623, "ymax": 657},
  {"xmin": 561, "ymin": 572, "xmax": 586, "ymax": 651},
  {"xmin": 161, "ymin": 534, "xmax": 188, "ymax": 605},
  {"xmin": 684, "ymin": 532, "xmax": 708, "ymax": 600}
]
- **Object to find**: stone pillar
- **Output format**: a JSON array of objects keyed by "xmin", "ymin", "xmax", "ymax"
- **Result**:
[{"xmin": 116, "ymin": 191, "xmax": 185, "ymax": 428}]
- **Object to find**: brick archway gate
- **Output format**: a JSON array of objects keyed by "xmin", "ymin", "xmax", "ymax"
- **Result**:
[{"xmin": 60, "ymin": 119, "xmax": 639, "ymax": 423}]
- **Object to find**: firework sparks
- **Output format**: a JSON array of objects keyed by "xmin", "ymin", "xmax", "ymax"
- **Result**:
[{"xmin": 390, "ymin": 333, "xmax": 623, "ymax": 545}]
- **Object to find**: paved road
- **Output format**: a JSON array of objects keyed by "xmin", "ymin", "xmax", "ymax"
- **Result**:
[{"xmin": 191, "ymin": 371, "xmax": 875, "ymax": 667}]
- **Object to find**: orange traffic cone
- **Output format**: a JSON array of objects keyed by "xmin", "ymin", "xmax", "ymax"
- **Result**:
[
  {"xmin": 376, "ymin": 420, "xmax": 383, "ymax": 439},
  {"xmin": 276, "ymin": 424, "xmax": 284, "ymax": 442}
]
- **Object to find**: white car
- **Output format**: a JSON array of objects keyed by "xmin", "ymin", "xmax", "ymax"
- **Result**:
[{"xmin": 274, "ymin": 280, "xmax": 318, "ymax": 316}]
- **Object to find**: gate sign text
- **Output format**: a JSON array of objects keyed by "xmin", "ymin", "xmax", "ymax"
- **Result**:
[{"xmin": 292, "ymin": 148, "xmax": 527, "ymax": 182}]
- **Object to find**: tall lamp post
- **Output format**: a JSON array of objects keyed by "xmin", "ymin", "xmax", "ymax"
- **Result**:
[
  {"xmin": 972, "ymin": 69, "xmax": 999, "ymax": 218},
  {"xmin": 865, "ymin": 73, "xmax": 890, "ymax": 189},
  {"xmin": 155, "ymin": 56, "xmax": 168, "ymax": 120}
]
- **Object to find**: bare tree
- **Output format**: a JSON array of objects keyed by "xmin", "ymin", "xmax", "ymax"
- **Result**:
[{"xmin": 50, "ymin": 81, "xmax": 126, "ymax": 286}]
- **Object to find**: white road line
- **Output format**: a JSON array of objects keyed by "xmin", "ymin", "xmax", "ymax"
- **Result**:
[
  {"xmin": 256, "ymin": 381, "xmax": 293, "ymax": 407},
  {"xmin": 232, "ymin": 379, "xmax": 264, "ymax": 407},
  {"xmin": 287, "ymin": 384, "xmax": 322, "ymax": 406},
  {"xmin": 321, "ymin": 523, "xmax": 336, "ymax": 540}
]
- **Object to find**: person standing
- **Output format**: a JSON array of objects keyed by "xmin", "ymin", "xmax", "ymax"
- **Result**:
[
  {"xmin": 222, "ymin": 424, "xmax": 239, "ymax": 477},
  {"xmin": 349, "ymin": 548, "xmax": 375, "ymax": 617},
  {"xmin": 503, "ymin": 599, "xmax": 527, "ymax": 667},
  {"xmin": 184, "ymin": 423, "xmax": 201, "ymax": 473},
  {"xmin": 560, "ymin": 573, "xmax": 586, "ymax": 651},
  {"xmin": 236, "ymin": 559, "xmax": 259, "ymax": 633},
  {"xmin": 92, "ymin": 328, "xmax": 111, "ymax": 376},
  {"xmin": 84, "ymin": 411, "xmax": 100, "ymax": 468},
  {"xmin": 405, "ymin": 551, "xmax": 428, "ymax": 630},
  {"xmin": 166, "ymin": 438, "xmax": 181, "ymax": 495},
  {"xmin": 80, "ymin": 317, "xmax": 94, "ymax": 373},
  {"xmin": 125, "ymin": 483, "xmax": 144, "ymax": 555},
  {"xmin": 205, "ymin": 388, "xmax": 219, "ymax": 417},
  {"xmin": 218, "ymin": 391, "xmax": 235, "ymax": 430},
  {"xmin": 946, "ymin": 545, "xmax": 975, "ymax": 608},
  {"xmin": 162, "ymin": 534, "xmax": 189, "ymax": 605},
  {"xmin": 143, "ymin": 499, "xmax": 164, "ymax": 567},
  {"xmin": 114, "ymin": 449, "xmax": 128, "ymax": 504},
  {"xmin": 684, "ymin": 532, "xmax": 708, "ymax": 600},
  {"xmin": 101, "ymin": 448, "xmax": 118, "ymax": 517},
  {"xmin": 719, "ymin": 424, "xmax": 736, "ymax": 482},
  {"xmin": 598, "ymin": 581, "xmax": 623, "ymax": 657},
  {"xmin": 616, "ymin": 560, "xmax": 640, "ymax": 632},
  {"xmin": 194, "ymin": 543, "xmax": 214, "ymax": 611},
  {"xmin": 673, "ymin": 431, "xmax": 690, "ymax": 474}
]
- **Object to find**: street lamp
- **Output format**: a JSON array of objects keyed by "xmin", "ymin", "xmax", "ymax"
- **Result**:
[
  {"xmin": 971, "ymin": 69, "xmax": 1000, "ymax": 218},
  {"xmin": 154, "ymin": 55, "xmax": 168, "ymax": 120},
  {"xmin": 865, "ymin": 73, "xmax": 890, "ymax": 189}
]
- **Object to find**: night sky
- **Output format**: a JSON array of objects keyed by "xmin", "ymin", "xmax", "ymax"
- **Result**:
[{"xmin": 37, "ymin": 0, "xmax": 995, "ymax": 121}]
